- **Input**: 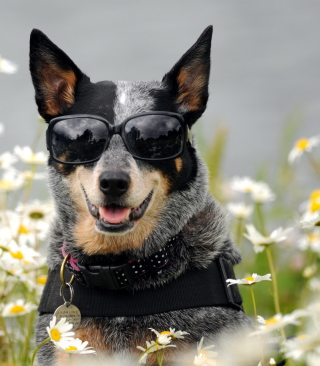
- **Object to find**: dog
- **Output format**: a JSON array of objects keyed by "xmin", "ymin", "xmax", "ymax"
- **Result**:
[{"xmin": 29, "ymin": 26, "xmax": 251, "ymax": 365}]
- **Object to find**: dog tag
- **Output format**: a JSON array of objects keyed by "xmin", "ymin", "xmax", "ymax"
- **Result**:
[
  {"xmin": 54, "ymin": 283, "xmax": 81, "ymax": 330},
  {"xmin": 54, "ymin": 303, "xmax": 81, "ymax": 330}
]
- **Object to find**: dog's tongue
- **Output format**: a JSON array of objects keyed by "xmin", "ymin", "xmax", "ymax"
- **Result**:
[{"xmin": 100, "ymin": 206, "xmax": 130, "ymax": 224}]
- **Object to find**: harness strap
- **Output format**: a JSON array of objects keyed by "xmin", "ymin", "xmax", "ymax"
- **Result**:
[{"xmin": 38, "ymin": 258, "xmax": 243, "ymax": 317}]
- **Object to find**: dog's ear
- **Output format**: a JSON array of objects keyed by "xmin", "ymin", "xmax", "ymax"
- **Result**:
[
  {"xmin": 29, "ymin": 29, "xmax": 88, "ymax": 120},
  {"xmin": 162, "ymin": 26, "xmax": 212, "ymax": 126}
]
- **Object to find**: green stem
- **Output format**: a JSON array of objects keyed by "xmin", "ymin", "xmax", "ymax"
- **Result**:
[
  {"xmin": 306, "ymin": 152, "xmax": 320, "ymax": 176},
  {"xmin": 255, "ymin": 203, "xmax": 266, "ymax": 235},
  {"xmin": 235, "ymin": 218, "xmax": 244, "ymax": 248},
  {"xmin": 249, "ymin": 285, "xmax": 258, "ymax": 325},
  {"xmin": 69, "ymin": 353, "xmax": 72, "ymax": 366},
  {"xmin": 31, "ymin": 337, "xmax": 50, "ymax": 366},
  {"xmin": 265, "ymin": 246, "xmax": 286, "ymax": 341},
  {"xmin": 155, "ymin": 351, "xmax": 161, "ymax": 366},
  {"xmin": 160, "ymin": 348, "xmax": 166, "ymax": 366}
]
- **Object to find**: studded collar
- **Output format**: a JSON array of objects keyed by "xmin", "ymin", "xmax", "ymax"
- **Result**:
[{"xmin": 62, "ymin": 234, "xmax": 180, "ymax": 290}]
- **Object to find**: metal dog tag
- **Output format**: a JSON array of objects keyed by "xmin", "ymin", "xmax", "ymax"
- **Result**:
[
  {"xmin": 54, "ymin": 283, "xmax": 81, "ymax": 330},
  {"xmin": 54, "ymin": 303, "xmax": 81, "ymax": 330}
]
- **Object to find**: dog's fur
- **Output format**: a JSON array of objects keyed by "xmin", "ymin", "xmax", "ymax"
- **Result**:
[{"xmin": 30, "ymin": 26, "xmax": 251, "ymax": 365}]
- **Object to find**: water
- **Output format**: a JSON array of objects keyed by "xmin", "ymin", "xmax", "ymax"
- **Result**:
[{"xmin": 0, "ymin": 0, "xmax": 319, "ymax": 180}]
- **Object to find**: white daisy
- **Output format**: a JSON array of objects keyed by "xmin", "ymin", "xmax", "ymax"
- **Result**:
[
  {"xmin": 226, "ymin": 273, "xmax": 271, "ymax": 286},
  {"xmin": 2, "ymin": 240, "xmax": 40, "ymax": 265},
  {"xmin": 288, "ymin": 136, "xmax": 320, "ymax": 164},
  {"xmin": 54, "ymin": 338, "xmax": 96, "ymax": 354},
  {"xmin": 230, "ymin": 176, "xmax": 257, "ymax": 193},
  {"xmin": 251, "ymin": 311, "xmax": 304, "ymax": 335},
  {"xmin": 137, "ymin": 341, "xmax": 176, "ymax": 364},
  {"xmin": 2, "ymin": 299, "xmax": 37, "ymax": 317},
  {"xmin": 168, "ymin": 327, "xmax": 189, "ymax": 339},
  {"xmin": 46, "ymin": 316, "xmax": 75, "ymax": 346},
  {"xmin": 193, "ymin": 337, "xmax": 218, "ymax": 366},
  {"xmin": 282, "ymin": 333, "xmax": 320, "ymax": 360},
  {"xmin": 298, "ymin": 230, "xmax": 320, "ymax": 253},
  {"xmin": 0, "ymin": 170, "xmax": 24, "ymax": 192},
  {"xmin": 244, "ymin": 224, "xmax": 292, "ymax": 253},
  {"xmin": 300, "ymin": 211, "xmax": 320, "ymax": 229},
  {"xmin": 0, "ymin": 152, "xmax": 17, "ymax": 169},
  {"xmin": 251, "ymin": 182, "xmax": 275, "ymax": 204},
  {"xmin": 0, "ymin": 56, "xmax": 18, "ymax": 74},
  {"xmin": 14, "ymin": 146, "xmax": 47, "ymax": 165},
  {"xmin": 226, "ymin": 202, "xmax": 253, "ymax": 220},
  {"xmin": 149, "ymin": 328, "xmax": 173, "ymax": 345}
]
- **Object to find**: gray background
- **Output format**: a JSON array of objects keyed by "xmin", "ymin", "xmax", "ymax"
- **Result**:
[{"xmin": 0, "ymin": 0, "xmax": 319, "ymax": 178}]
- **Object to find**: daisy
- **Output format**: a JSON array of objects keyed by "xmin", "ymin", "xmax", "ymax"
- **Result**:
[
  {"xmin": 251, "ymin": 182, "xmax": 275, "ymax": 204},
  {"xmin": 230, "ymin": 176, "xmax": 256, "ymax": 193},
  {"xmin": 137, "ymin": 341, "xmax": 176, "ymax": 364},
  {"xmin": 226, "ymin": 202, "xmax": 253, "ymax": 220},
  {"xmin": 0, "ymin": 152, "xmax": 17, "ymax": 169},
  {"xmin": 193, "ymin": 337, "xmax": 218, "ymax": 366},
  {"xmin": 46, "ymin": 316, "xmax": 75, "ymax": 346},
  {"xmin": 300, "ymin": 211, "xmax": 320, "ymax": 229},
  {"xmin": 244, "ymin": 224, "xmax": 292, "ymax": 253},
  {"xmin": 16, "ymin": 200, "xmax": 53, "ymax": 222},
  {"xmin": 226, "ymin": 273, "xmax": 271, "ymax": 286},
  {"xmin": 54, "ymin": 338, "xmax": 96, "ymax": 354},
  {"xmin": 251, "ymin": 311, "xmax": 304, "ymax": 335},
  {"xmin": 2, "ymin": 240, "xmax": 40, "ymax": 265},
  {"xmin": 14, "ymin": 146, "xmax": 47, "ymax": 165},
  {"xmin": 2, "ymin": 299, "xmax": 37, "ymax": 317},
  {"xmin": 168, "ymin": 327, "xmax": 189, "ymax": 339},
  {"xmin": 298, "ymin": 230, "xmax": 320, "ymax": 253},
  {"xmin": 282, "ymin": 333, "xmax": 320, "ymax": 360},
  {"xmin": 0, "ymin": 170, "xmax": 24, "ymax": 192},
  {"xmin": 0, "ymin": 56, "xmax": 18, "ymax": 74},
  {"xmin": 288, "ymin": 136, "xmax": 320, "ymax": 164},
  {"xmin": 149, "ymin": 328, "xmax": 173, "ymax": 345}
]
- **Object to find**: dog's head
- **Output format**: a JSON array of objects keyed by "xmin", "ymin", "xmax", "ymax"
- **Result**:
[{"xmin": 29, "ymin": 27, "xmax": 212, "ymax": 256}]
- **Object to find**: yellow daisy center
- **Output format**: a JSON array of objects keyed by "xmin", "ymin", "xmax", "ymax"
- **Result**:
[
  {"xmin": 160, "ymin": 331, "xmax": 171, "ymax": 335},
  {"xmin": 308, "ymin": 233, "xmax": 320, "ymax": 242},
  {"xmin": 265, "ymin": 317, "xmax": 278, "ymax": 326},
  {"xmin": 310, "ymin": 190, "xmax": 320, "ymax": 212},
  {"xmin": 10, "ymin": 251, "xmax": 24, "ymax": 260},
  {"xmin": 245, "ymin": 277, "xmax": 255, "ymax": 282},
  {"xmin": 66, "ymin": 346, "xmax": 78, "ymax": 352},
  {"xmin": 19, "ymin": 225, "xmax": 30, "ymax": 234},
  {"xmin": 9, "ymin": 305, "xmax": 25, "ymax": 314},
  {"xmin": 296, "ymin": 138, "xmax": 310, "ymax": 151},
  {"xmin": 50, "ymin": 328, "xmax": 61, "ymax": 341},
  {"xmin": 200, "ymin": 350, "xmax": 207, "ymax": 358},
  {"xmin": 37, "ymin": 275, "xmax": 47, "ymax": 285},
  {"xmin": 0, "ymin": 180, "xmax": 14, "ymax": 189}
]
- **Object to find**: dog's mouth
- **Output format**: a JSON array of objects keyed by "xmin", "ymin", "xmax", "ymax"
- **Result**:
[{"xmin": 84, "ymin": 190, "xmax": 153, "ymax": 234}]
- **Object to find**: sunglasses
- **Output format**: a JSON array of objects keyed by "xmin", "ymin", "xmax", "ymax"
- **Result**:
[{"xmin": 46, "ymin": 112, "xmax": 192, "ymax": 165}]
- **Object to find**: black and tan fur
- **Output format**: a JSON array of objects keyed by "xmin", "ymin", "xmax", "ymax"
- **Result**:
[{"xmin": 30, "ymin": 26, "xmax": 251, "ymax": 365}]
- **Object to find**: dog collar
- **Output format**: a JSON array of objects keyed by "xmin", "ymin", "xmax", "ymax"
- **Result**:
[
  {"xmin": 62, "ymin": 234, "xmax": 179, "ymax": 290},
  {"xmin": 38, "ymin": 258, "xmax": 243, "ymax": 317}
]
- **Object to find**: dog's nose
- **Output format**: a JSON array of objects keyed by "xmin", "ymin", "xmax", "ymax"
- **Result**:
[{"xmin": 99, "ymin": 171, "xmax": 131, "ymax": 196}]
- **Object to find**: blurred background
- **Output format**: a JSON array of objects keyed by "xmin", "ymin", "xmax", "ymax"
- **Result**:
[{"xmin": 0, "ymin": 0, "xmax": 319, "ymax": 178}]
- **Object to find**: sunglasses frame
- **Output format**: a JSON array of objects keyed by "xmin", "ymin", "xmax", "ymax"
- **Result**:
[{"xmin": 46, "ymin": 111, "xmax": 191, "ymax": 165}]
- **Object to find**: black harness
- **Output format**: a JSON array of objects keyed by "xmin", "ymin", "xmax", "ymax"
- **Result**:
[{"xmin": 39, "ymin": 236, "xmax": 243, "ymax": 317}]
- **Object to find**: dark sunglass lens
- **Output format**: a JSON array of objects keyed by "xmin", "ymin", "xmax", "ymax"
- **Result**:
[
  {"xmin": 51, "ymin": 118, "xmax": 108, "ymax": 163},
  {"xmin": 124, "ymin": 115, "xmax": 184, "ymax": 159}
]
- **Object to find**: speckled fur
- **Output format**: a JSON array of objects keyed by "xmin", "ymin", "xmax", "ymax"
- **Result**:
[{"xmin": 30, "ymin": 27, "xmax": 252, "ymax": 365}]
